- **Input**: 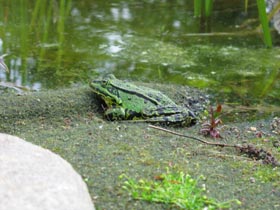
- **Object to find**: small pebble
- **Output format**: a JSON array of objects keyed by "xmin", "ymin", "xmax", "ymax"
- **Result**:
[
  {"xmin": 249, "ymin": 177, "xmax": 255, "ymax": 183},
  {"xmin": 250, "ymin": 127, "xmax": 257, "ymax": 131}
]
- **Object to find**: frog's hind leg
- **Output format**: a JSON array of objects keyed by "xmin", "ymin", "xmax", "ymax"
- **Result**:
[
  {"xmin": 142, "ymin": 106, "xmax": 196, "ymax": 118},
  {"xmin": 145, "ymin": 113, "xmax": 196, "ymax": 126},
  {"xmin": 142, "ymin": 106, "xmax": 197, "ymax": 125}
]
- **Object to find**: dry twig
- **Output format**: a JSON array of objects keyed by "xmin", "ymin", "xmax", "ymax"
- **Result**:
[{"xmin": 148, "ymin": 125, "xmax": 279, "ymax": 167}]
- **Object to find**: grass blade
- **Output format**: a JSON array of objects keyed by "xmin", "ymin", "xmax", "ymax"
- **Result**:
[
  {"xmin": 257, "ymin": 0, "xmax": 273, "ymax": 47},
  {"xmin": 205, "ymin": 0, "xmax": 213, "ymax": 17},
  {"xmin": 194, "ymin": 0, "xmax": 202, "ymax": 17}
]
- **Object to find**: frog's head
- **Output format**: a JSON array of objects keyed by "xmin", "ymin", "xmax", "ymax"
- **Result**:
[{"xmin": 90, "ymin": 74, "xmax": 122, "ymax": 105}]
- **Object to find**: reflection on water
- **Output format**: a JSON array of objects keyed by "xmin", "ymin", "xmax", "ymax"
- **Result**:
[
  {"xmin": 104, "ymin": 32, "xmax": 125, "ymax": 54},
  {"xmin": 111, "ymin": 4, "xmax": 132, "ymax": 21},
  {"xmin": 0, "ymin": 0, "xmax": 279, "ymax": 108},
  {"xmin": 0, "ymin": 38, "xmax": 3, "ymax": 52}
]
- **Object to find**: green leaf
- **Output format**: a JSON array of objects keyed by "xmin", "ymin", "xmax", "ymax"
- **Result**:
[{"xmin": 257, "ymin": 0, "xmax": 273, "ymax": 47}]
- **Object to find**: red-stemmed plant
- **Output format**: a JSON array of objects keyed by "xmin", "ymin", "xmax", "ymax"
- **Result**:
[{"xmin": 200, "ymin": 104, "xmax": 222, "ymax": 138}]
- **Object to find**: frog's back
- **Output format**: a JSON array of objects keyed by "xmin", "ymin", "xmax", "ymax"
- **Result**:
[
  {"xmin": 116, "ymin": 80, "xmax": 177, "ymax": 106},
  {"xmin": 139, "ymin": 85, "xmax": 176, "ymax": 105}
]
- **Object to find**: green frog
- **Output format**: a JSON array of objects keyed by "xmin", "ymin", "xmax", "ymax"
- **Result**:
[{"xmin": 90, "ymin": 74, "xmax": 196, "ymax": 126}]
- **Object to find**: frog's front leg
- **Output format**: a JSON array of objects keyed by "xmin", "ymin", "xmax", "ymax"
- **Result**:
[{"xmin": 104, "ymin": 107, "xmax": 126, "ymax": 120}]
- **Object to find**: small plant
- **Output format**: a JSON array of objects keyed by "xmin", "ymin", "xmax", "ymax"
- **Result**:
[
  {"xmin": 200, "ymin": 104, "xmax": 222, "ymax": 138},
  {"xmin": 120, "ymin": 168, "xmax": 240, "ymax": 209}
]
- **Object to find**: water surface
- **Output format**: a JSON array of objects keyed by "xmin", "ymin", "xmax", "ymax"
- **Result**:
[{"xmin": 0, "ymin": 0, "xmax": 279, "ymax": 110}]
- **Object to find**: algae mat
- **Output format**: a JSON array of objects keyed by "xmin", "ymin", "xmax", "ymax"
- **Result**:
[{"xmin": 1, "ymin": 86, "xmax": 279, "ymax": 210}]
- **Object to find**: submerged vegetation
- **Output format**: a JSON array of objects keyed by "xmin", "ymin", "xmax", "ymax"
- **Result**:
[
  {"xmin": 194, "ymin": 0, "xmax": 276, "ymax": 47},
  {"xmin": 0, "ymin": 0, "xmax": 76, "ymax": 88}
]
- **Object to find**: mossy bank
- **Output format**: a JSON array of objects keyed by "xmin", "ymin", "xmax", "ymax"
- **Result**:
[{"xmin": 1, "ymin": 84, "xmax": 279, "ymax": 210}]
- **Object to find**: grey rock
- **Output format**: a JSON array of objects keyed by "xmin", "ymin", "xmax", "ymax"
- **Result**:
[{"xmin": 0, "ymin": 133, "xmax": 95, "ymax": 210}]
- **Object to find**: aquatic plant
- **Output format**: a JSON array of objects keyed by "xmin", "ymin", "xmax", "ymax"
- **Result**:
[
  {"xmin": 256, "ymin": 0, "xmax": 272, "ymax": 47},
  {"xmin": 193, "ymin": 0, "xmax": 274, "ymax": 47},
  {"xmin": 194, "ymin": 0, "xmax": 213, "ymax": 17},
  {"xmin": 205, "ymin": 0, "xmax": 213, "ymax": 17},
  {"xmin": 1, "ymin": 0, "xmax": 73, "ymax": 87},
  {"xmin": 194, "ymin": 0, "xmax": 202, "ymax": 17},
  {"xmin": 120, "ymin": 168, "xmax": 240, "ymax": 209}
]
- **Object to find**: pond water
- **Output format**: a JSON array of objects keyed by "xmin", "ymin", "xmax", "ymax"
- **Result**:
[{"xmin": 0, "ymin": 0, "xmax": 280, "ymax": 111}]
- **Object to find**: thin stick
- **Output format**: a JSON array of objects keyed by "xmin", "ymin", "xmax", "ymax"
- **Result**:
[
  {"xmin": 148, "ymin": 125, "xmax": 279, "ymax": 166},
  {"xmin": 148, "ymin": 125, "xmax": 239, "ymax": 148}
]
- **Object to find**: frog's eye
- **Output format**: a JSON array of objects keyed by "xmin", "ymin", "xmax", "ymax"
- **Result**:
[{"xmin": 101, "ymin": 80, "xmax": 108, "ymax": 86}]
